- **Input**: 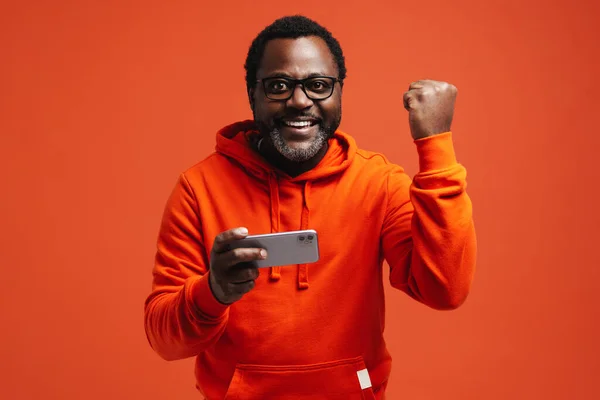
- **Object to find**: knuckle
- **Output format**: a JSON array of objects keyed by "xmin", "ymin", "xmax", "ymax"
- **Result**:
[
  {"xmin": 215, "ymin": 233, "xmax": 227, "ymax": 244},
  {"xmin": 249, "ymin": 268, "xmax": 259, "ymax": 280},
  {"xmin": 231, "ymin": 282, "xmax": 250, "ymax": 295},
  {"xmin": 232, "ymin": 248, "xmax": 245, "ymax": 259},
  {"xmin": 226, "ymin": 283, "xmax": 238, "ymax": 295}
]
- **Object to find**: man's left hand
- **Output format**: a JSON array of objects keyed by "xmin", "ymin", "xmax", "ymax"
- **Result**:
[{"xmin": 403, "ymin": 80, "xmax": 457, "ymax": 140}]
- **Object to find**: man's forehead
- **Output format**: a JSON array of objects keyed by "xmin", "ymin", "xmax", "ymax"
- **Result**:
[{"xmin": 258, "ymin": 36, "xmax": 338, "ymax": 78}]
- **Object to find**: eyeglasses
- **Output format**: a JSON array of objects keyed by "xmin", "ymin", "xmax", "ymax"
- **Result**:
[{"xmin": 257, "ymin": 76, "xmax": 340, "ymax": 101}]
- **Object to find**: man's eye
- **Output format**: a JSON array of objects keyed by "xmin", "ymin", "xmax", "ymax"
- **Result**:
[
  {"xmin": 268, "ymin": 81, "xmax": 289, "ymax": 92},
  {"xmin": 307, "ymin": 80, "xmax": 330, "ymax": 92}
]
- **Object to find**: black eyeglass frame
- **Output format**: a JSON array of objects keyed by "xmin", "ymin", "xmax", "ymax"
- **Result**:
[{"xmin": 256, "ymin": 75, "xmax": 342, "ymax": 101}]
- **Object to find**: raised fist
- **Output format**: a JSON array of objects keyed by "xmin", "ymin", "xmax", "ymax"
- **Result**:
[{"xmin": 403, "ymin": 80, "xmax": 457, "ymax": 140}]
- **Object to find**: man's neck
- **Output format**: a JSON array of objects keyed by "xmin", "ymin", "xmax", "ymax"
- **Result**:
[{"xmin": 257, "ymin": 138, "xmax": 328, "ymax": 178}]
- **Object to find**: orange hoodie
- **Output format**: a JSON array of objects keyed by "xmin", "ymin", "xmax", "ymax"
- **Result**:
[{"xmin": 144, "ymin": 120, "xmax": 476, "ymax": 399}]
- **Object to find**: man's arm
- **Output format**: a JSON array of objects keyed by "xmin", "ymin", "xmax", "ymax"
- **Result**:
[
  {"xmin": 144, "ymin": 174, "xmax": 229, "ymax": 361},
  {"xmin": 382, "ymin": 132, "xmax": 476, "ymax": 310}
]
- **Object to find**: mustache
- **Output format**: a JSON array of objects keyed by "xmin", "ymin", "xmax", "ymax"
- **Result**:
[{"xmin": 274, "ymin": 113, "xmax": 322, "ymax": 122}]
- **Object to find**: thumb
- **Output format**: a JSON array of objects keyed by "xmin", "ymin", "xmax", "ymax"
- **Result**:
[{"xmin": 403, "ymin": 91, "xmax": 415, "ymax": 111}]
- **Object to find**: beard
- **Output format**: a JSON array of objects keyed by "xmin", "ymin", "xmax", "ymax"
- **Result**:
[
  {"xmin": 268, "ymin": 125, "xmax": 329, "ymax": 162},
  {"xmin": 255, "ymin": 112, "xmax": 341, "ymax": 163}
]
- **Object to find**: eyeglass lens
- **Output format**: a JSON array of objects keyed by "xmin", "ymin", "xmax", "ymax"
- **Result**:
[{"xmin": 263, "ymin": 77, "xmax": 335, "ymax": 100}]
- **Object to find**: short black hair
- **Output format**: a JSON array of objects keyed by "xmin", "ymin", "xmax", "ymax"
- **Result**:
[{"xmin": 244, "ymin": 15, "xmax": 347, "ymax": 94}]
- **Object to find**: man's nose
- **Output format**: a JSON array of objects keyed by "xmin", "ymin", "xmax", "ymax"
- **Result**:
[{"xmin": 286, "ymin": 84, "xmax": 314, "ymax": 109}]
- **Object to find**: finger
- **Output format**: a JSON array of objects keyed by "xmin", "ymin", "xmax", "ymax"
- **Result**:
[
  {"xmin": 403, "ymin": 91, "xmax": 413, "ymax": 111},
  {"xmin": 228, "ymin": 263, "xmax": 260, "ymax": 283},
  {"xmin": 410, "ymin": 79, "xmax": 437, "ymax": 89},
  {"xmin": 408, "ymin": 80, "xmax": 427, "ymax": 90},
  {"xmin": 229, "ymin": 280, "xmax": 256, "ymax": 295},
  {"xmin": 220, "ymin": 247, "xmax": 267, "ymax": 268},
  {"xmin": 448, "ymin": 83, "xmax": 458, "ymax": 95},
  {"xmin": 212, "ymin": 227, "xmax": 249, "ymax": 253}
]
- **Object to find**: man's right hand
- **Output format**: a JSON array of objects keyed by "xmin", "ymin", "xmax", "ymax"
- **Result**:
[{"xmin": 208, "ymin": 227, "xmax": 267, "ymax": 305}]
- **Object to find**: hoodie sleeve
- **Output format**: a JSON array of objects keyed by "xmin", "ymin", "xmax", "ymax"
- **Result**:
[
  {"xmin": 144, "ymin": 173, "xmax": 229, "ymax": 361},
  {"xmin": 382, "ymin": 132, "xmax": 477, "ymax": 310}
]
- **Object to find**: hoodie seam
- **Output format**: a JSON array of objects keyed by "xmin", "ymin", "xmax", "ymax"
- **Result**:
[
  {"xmin": 183, "ymin": 152, "xmax": 221, "ymax": 173},
  {"xmin": 358, "ymin": 151, "xmax": 398, "ymax": 225},
  {"xmin": 180, "ymin": 172, "xmax": 209, "ymax": 267},
  {"xmin": 384, "ymin": 169, "xmax": 392, "ymax": 228},
  {"xmin": 180, "ymin": 172, "xmax": 200, "ymax": 215},
  {"xmin": 356, "ymin": 151, "xmax": 390, "ymax": 164}
]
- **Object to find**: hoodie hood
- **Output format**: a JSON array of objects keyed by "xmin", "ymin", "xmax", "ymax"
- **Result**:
[
  {"xmin": 215, "ymin": 119, "xmax": 356, "ymax": 182},
  {"xmin": 214, "ymin": 119, "xmax": 357, "ymax": 288}
]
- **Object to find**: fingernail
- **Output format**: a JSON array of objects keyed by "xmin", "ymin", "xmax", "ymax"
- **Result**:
[
  {"xmin": 238, "ymin": 227, "xmax": 248, "ymax": 235},
  {"xmin": 260, "ymin": 249, "xmax": 267, "ymax": 259}
]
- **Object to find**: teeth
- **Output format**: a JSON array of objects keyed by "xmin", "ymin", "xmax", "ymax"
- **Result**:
[{"xmin": 284, "ymin": 120, "xmax": 312, "ymax": 128}]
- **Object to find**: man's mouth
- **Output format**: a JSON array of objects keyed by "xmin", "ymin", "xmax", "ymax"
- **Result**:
[
  {"xmin": 282, "ymin": 120, "xmax": 317, "ymax": 128},
  {"xmin": 278, "ymin": 118, "xmax": 320, "ymax": 131}
]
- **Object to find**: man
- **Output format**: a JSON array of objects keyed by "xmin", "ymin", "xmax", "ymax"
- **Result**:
[{"xmin": 144, "ymin": 15, "xmax": 476, "ymax": 399}]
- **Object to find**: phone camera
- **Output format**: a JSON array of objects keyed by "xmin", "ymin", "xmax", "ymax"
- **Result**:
[
  {"xmin": 307, "ymin": 235, "xmax": 314, "ymax": 240},
  {"xmin": 299, "ymin": 236, "xmax": 306, "ymax": 241}
]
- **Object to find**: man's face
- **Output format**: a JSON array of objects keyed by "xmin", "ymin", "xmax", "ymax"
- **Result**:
[{"xmin": 250, "ymin": 36, "xmax": 342, "ymax": 162}]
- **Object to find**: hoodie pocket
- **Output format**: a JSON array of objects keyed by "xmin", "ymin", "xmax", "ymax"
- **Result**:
[{"xmin": 224, "ymin": 356, "xmax": 376, "ymax": 400}]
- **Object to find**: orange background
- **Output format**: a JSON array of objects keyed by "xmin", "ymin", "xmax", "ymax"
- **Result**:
[{"xmin": 1, "ymin": 1, "xmax": 599, "ymax": 399}]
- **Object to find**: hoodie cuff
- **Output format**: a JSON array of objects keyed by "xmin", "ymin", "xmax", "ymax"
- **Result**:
[
  {"xmin": 188, "ymin": 273, "xmax": 229, "ymax": 320},
  {"xmin": 414, "ymin": 132, "xmax": 457, "ymax": 172}
]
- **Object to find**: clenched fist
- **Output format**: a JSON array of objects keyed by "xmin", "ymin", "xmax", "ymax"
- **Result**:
[{"xmin": 403, "ymin": 80, "xmax": 457, "ymax": 140}]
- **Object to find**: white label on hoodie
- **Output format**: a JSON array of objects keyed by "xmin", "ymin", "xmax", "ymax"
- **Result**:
[{"xmin": 357, "ymin": 368, "xmax": 372, "ymax": 390}]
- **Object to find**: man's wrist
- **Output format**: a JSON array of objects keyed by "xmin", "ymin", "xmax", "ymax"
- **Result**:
[
  {"xmin": 188, "ymin": 273, "xmax": 230, "ymax": 319},
  {"xmin": 414, "ymin": 131, "xmax": 457, "ymax": 172},
  {"xmin": 208, "ymin": 272, "xmax": 233, "ymax": 305}
]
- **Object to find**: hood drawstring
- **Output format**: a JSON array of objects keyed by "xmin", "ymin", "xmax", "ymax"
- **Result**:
[
  {"xmin": 268, "ymin": 172, "xmax": 281, "ymax": 281},
  {"xmin": 266, "ymin": 173, "xmax": 312, "ymax": 289},
  {"xmin": 297, "ymin": 181, "xmax": 311, "ymax": 290}
]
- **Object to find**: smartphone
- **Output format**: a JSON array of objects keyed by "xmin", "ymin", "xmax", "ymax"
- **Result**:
[{"xmin": 228, "ymin": 229, "xmax": 320, "ymax": 268}]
